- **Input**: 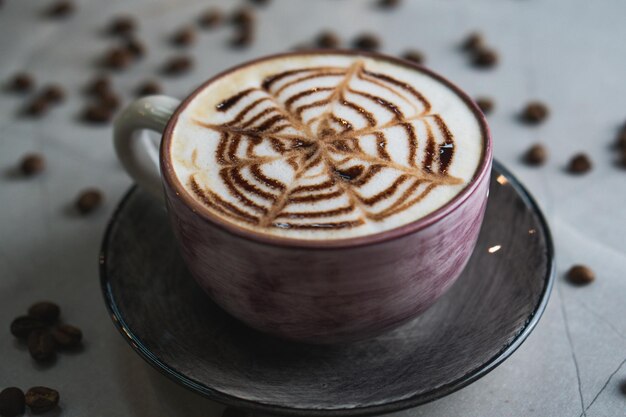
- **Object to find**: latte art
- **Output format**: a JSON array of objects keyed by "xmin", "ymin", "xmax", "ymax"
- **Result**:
[{"xmin": 170, "ymin": 54, "xmax": 484, "ymax": 239}]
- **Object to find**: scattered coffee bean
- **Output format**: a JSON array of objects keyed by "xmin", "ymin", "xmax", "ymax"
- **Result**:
[
  {"xmin": 316, "ymin": 31, "xmax": 340, "ymax": 49},
  {"xmin": 198, "ymin": 8, "xmax": 222, "ymax": 29},
  {"xmin": 45, "ymin": 0, "xmax": 74, "ymax": 18},
  {"xmin": 475, "ymin": 97, "xmax": 494, "ymax": 115},
  {"xmin": 103, "ymin": 47, "xmax": 133, "ymax": 70},
  {"xmin": 248, "ymin": 0, "xmax": 271, "ymax": 6},
  {"xmin": 76, "ymin": 188, "xmax": 104, "ymax": 214},
  {"xmin": 20, "ymin": 154, "xmax": 46, "ymax": 176},
  {"xmin": 108, "ymin": 15, "xmax": 136, "ymax": 36},
  {"xmin": 292, "ymin": 43, "xmax": 312, "ymax": 51},
  {"xmin": 52, "ymin": 324, "xmax": 82, "ymax": 348},
  {"xmin": 402, "ymin": 50, "xmax": 425, "ymax": 64},
  {"xmin": 162, "ymin": 55, "xmax": 193, "ymax": 75},
  {"xmin": 567, "ymin": 264, "xmax": 595, "ymax": 285},
  {"xmin": 231, "ymin": 7, "xmax": 255, "ymax": 27},
  {"xmin": 618, "ymin": 149, "xmax": 626, "ymax": 169},
  {"xmin": 28, "ymin": 301, "xmax": 60, "ymax": 324},
  {"xmin": 521, "ymin": 101, "xmax": 549, "ymax": 124},
  {"xmin": 461, "ymin": 31, "xmax": 484, "ymax": 52},
  {"xmin": 171, "ymin": 26, "xmax": 196, "ymax": 47},
  {"xmin": 231, "ymin": 28, "xmax": 254, "ymax": 48},
  {"xmin": 28, "ymin": 329, "xmax": 56, "ymax": 361},
  {"xmin": 0, "ymin": 387, "xmax": 25, "ymax": 417},
  {"xmin": 7, "ymin": 72, "xmax": 34, "ymax": 92},
  {"xmin": 10, "ymin": 316, "xmax": 46, "ymax": 339},
  {"xmin": 95, "ymin": 90, "xmax": 121, "ymax": 110},
  {"xmin": 472, "ymin": 47, "xmax": 498, "ymax": 68},
  {"xmin": 41, "ymin": 84, "xmax": 66, "ymax": 103},
  {"xmin": 136, "ymin": 79, "xmax": 162, "ymax": 96},
  {"xmin": 568, "ymin": 153, "xmax": 592, "ymax": 174},
  {"xmin": 125, "ymin": 37, "xmax": 146, "ymax": 58},
  {"xmin": 25, "ymin": 387, "xmax": 59, "ymax": 414},
  {"xmin": 615, "ymin": 130, "xmax": 626, "ymax": 150},
  {"xmin": 82, "ymin": 104, "xmax": 113, "ymax": 124},
  {"xmin": 85, "ymin": 75, "xmax": 111, "ymax": 97},
  {"xmin": 352, "ymin": 33, "xmax": 381, "ymax": 51},
  {"xmin": 378, "ymin": 0, "xmax": 401, "ymax": 9},
  {"xmin": 222, "ymin": 407, "xmax": 250, "ymax": 417},
  {"xmin": 524, "ymin": 144, "xmax": 547, "ymax": 166},
  {"xmin": 24, "ymin": 97, "xmax": 49, "ymax": 117}
]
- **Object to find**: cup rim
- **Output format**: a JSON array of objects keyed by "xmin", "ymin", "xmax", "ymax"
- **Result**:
[{"xmin": 160, "ymin": 49, "xmax": 493, "ymax": 249}]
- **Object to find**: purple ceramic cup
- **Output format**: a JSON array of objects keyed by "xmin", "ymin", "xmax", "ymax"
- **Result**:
[{"xmin": 113, "ymin": 51, "xmax": 493, "ymax": 344}]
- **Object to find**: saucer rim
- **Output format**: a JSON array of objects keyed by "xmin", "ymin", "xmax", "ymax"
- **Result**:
[{"xmin": 99, "ymin": 159, "xmax": 555, "ymax": 416}]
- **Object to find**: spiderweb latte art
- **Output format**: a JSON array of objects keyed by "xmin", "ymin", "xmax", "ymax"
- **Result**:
[{"xmin": 173, "ymin": 57, "xmax": 482, "ymax": 239}]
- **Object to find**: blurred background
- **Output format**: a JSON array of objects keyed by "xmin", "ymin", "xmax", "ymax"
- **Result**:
[{"xmin": 1, "ymin": 0, "xmax": 625, "ymax": 416}]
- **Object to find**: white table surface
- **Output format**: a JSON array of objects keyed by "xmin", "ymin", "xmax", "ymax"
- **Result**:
[{"xmin": 1, "ymin": 0, "xmax": 625, "ymax": 416}]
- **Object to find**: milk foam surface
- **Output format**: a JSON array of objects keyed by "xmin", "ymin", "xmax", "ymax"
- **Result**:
[{"xmin": 169, "ymin": 53, "xmax": 485, "ymax": 240}]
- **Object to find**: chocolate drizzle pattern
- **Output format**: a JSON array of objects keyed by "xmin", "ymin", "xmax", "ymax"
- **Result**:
[{"xmin": 188, "ymin": 60, "xmax": 462, "ymax": 232}]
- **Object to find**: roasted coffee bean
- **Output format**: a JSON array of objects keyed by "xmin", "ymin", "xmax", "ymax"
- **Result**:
[
  {"xmin": 136, "ymin": 80, "xmax": 162, "ymax": 96},
  {"xmin": 82, "ymin": 104, "xmax": 112, "ymax": 124},
  {"xmin": 248, "ymin": 0, "xmax": 271, "ymax": 6},
  {"xmin": 462, "ymin": 31, "xmax": 484, "ymax": 51},
  {"xmin": 352, "ymin": 33, "xmax": 381, "ymax": 51},
  {"xmin": 402, "ymin": 50, "xmax": 425, "ymax": 64},
  {"xmin": 0, "ymin": 387, "xmax": 25, "ymax": 417},
  {"xmin": 222, "ymin": 406, "xmax": 250, "ymax": 417},
  {"xmin": 472, "ymin": 47, "xmax": 498, "ymax": 68},
  {"xmin": 198, "ymin": 8, "xmax": 222, "ymax": 29},
  {"xmin": 231, "ymin": 28, "xmax": 254, "ymax": 48},
  {"xmin": 615, "ymin": 130, "xmax": 626, "ymax": 150},
  {"xmin": 7, "ymin": 72, "xmax": 34, "ymax": 92},
  {"xmin": 41, "ymin": 84, "xmax": 66, "ymax": 103},
  {"xmin": 24, "ymin": 97, "xmax": 49, "ymax": 117},
  {"xmin": 76, "ymin": 188, "xmax": 104, "ymax": 214},
  {"xmin": 524, "ymin": 144, "xmax": 547, "ymax": 166},
  {"xmin": 52, "ymin": 324, "xmax": 83, "ymax": 348},
  {"xmin": 25, "ymin": 387, "xmax": 59, "ymax": 414},
  {"xmin": 103, "ymin": 47, "xmax": 133, "ymax": 70},
  {"xmin": 619, "ymin": 149, "xmax": 626, "ymax": 169},
  {"xmin": 522, "ymin": 101, "xmax": 549, "ymax": 124},
  {"xmin": 97, "ymin": 91, "xmax": 121, "ymax": 110},
  {"xmin": 231, "ymin": 7, "xmax": 255, "ymax": 27},
  {"xmin": 162, "ymin": 55, "xmax": 193, "ymax": 75},
  {"xmin": 28, "ymin": 301, "xmax": 60, "ymax": 324},
  {"xmin": 567, "ymin": 264, "xmax": 595, "ymax": 285},
  {"xmin": 20, "ymin": 154, "xmax": 46, "ymax": 176},
  {"xmin": 108, "ymin": 15, "xmax": 136, "ymax": 36},
  {"xmin": 10, "ymin": 316, "xmax": 46, "ymax": 339},
  {"xmin": 125, "ymin": 37, "xmax": 146, "ymax": 58},
  {"xmin": 568, "ymin": 153, "xmax": 592, "ymax": 174},
  {"xmin": 475, "ymin": 97, "xmax": 494, "ymax": 114},
  {"xmin": 28, "ymin": 329, "xmax": 56, "ymax": 361},
  {"xmin": 46, "ymin": 0, "xmax": 74, "ymax": 18},
  {"xmin": 378, "ymin": 0, "xmax": 401, "ymax": 9},
  {"xmin": 86, "ymin": 75, "xmax": 111, "ymax": 97},
  {"xmin": 316, "ymin": 31, "xmax": 340, "ymax": 48},
  {"xmin": 171, "ymin": 26, "xmax": 196, "ymax": 47}
]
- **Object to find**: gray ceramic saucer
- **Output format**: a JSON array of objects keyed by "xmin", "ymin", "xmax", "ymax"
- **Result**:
[{"xmin": 100, "ymin": 160, "xmax": 554, "ymax": 416}]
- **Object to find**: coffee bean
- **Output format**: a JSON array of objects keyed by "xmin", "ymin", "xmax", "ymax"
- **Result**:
[
  {"xmin": 10, "ymin": 316, "xmax": 46, "ymax": 339},
  {"xmin": 291, "ymin": 43, "xmax": 312, "ymax": 51},
  {"xmin": 82, "ymin": 104, "xmax": 113, "ymax": 124},
  {"xmin": 568, "ymin": 153, "xmax": 592, "ymax": 174},
  {"xmin": 248, "ymin": 0, "xmax": 271, "ymax": 5},
  {"xmin": 28, "ymin": 329, "xmax": 56, "ymax": 361},
  {"xmin": 20, "ymin": 154, "xmax": 46, "ymax": 176},
  {"xmin": 125, "ymin": 37, "xmax": 146, "ymax": 58},
  {"xmin": 103, "ymin": 47, "xmax": 133, "ymax": 70},
  {"xmin": 475, "ymin": 97, "xmax": 494, "ymax": 114},
  {"xmin": 162, "ymin": 55, "xmax": 193, "ymax": 75},
  {"xmin": 25, "ymin": 387, "xmax": 59, "ymax": 414},
  {"xmin": 222, "ymin": 407, "xmax": 250, "ymax": 417},
  {"xmin": 108, "ymin": 15, "xmax": 137, "ymax": 36},
  {"xmin": 198, "ymin": 8, "xmax": 222, "ymax": 29},
  {"xmin": 461, "ymin": 32, "xmax": 484, "ymax": 52},
  {"xmin": 402, "ymin": 50, "xmax": 425, "ymax": 64},
  {"xmin": 567, "ymin": 264, "xmax": 595, "ymax": 285},
  {"xmin": 41, "ymin": 84, "xmax": 66, "ymax": 103},
  {"xmin": 97, "ymin": 91, "xmax": 121, "ymax": 110},
  {"xmin": 24, "ymin": 97, "xmax": 49, "ymax": 117},
  {"xmin": 316, "ymin": 31, "xmax": 340, "ymax": 49},
  {"xmin": 615, "ymin": 130, "xmax": 626, "ymax": 150},
  {"xmin": 0, "ymin": 387, "xmax": 25, "ymax": 417},
  {"xmin": 378, "ymin": 0, "xmax": 401, "ymax": 9},
  {"xmin": 230, "ymin": 28, "xmax": 254, "ymax": 48},
  {"xmin": 521, "ymin": 101, "xmax": 549, "ymax": 124},
  {"xmin": 136, "ymin": 80, "xmax": 162, "ymax": 96},
  {"xmin": 524, "ymin": 144, "xmax": 547, "ymax": 166},
  {"xmin": 7, "ymin": 72, "xmax": 34, "ymax": 92},
  {"xmin": 86, "ymin": 75, "xmax": 111, "ymax": 97},
  {"xmin": 28, "ymin": 301, "xmax": 60, "ymax": 324},
  {"xmin": 171, "ymin": 26, "xmax": 196, "ymax": 47},
  {"xmin": 46, "ymin": 0, "xmax": 74, "ymax": 18},
  {"xmin": 352, "ymin": 33, "xmax": 381, "ymax": 51},
  {"xmin": 52, "ymin": 324, "xmax": 83, "ymax": 348},
  {"xmin": 231, "ymin": 7, "xmax": 255, "ymax": 27},
  {"xmin": 472, "ymin": 47, "xmax": 498, "ymax": 68},
  {"xmin": 76, "ymin": 188, "xmax": 104, "ymax": 214},
  {"xmin": 618, "ymin": 149, "xmax": 626, "ymax": 169}
]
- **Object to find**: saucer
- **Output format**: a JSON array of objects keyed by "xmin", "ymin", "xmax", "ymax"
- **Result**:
[{"xmin": 100, "ymin": 160, "xmax": 554, "ymax": 416}]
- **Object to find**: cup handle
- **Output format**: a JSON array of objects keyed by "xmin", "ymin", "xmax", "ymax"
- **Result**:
[{"xmin": 113, "ymin": 95, "xmax": 181, "ymax": 201}]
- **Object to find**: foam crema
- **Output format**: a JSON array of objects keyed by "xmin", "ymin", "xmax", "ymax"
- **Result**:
[{"xmin": 169, "ymin": 53, "xmax": 485, "ymax": 240}]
